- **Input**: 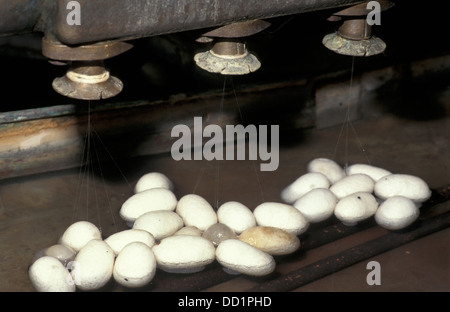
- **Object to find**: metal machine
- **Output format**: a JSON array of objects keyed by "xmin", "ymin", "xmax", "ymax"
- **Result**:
[{"xmin": 0, "ymin": 1, "xmax": 449, "ymax": 292}]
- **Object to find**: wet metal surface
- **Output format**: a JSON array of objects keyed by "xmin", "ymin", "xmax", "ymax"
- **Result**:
[{"xmin": 0, "ymin": 114, "xmax": 448, "ymax": 292}]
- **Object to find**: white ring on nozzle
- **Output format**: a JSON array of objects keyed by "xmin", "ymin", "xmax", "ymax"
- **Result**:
[
  {"xmin": 66, "ymin": 69, "xmax": 110, "ymax": 84},
  {"xmin": 210, "ymin": 49, "xmax": 249, "ymax": 60}
]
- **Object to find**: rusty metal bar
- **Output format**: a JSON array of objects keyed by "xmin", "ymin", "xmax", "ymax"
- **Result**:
[
  {"xmin": 51, "ymin": 0, "xmax": 367, "ymax": 45},
  {"xmin": 0, "ymin": 80, "xmax": 311, "ymax": 181},
  {"xmin": 0, "ymin": 1, "xmax": 367, "ymax": 44}
]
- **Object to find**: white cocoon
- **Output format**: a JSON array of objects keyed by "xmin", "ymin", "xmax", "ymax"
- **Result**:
[
  {"xmin": 152, "ymin": 236, "xmax": 216, "ymax": 273},
  {"xmin": 334, "ymin": 192, "xmax": 378, "ymax": 226},
  {"xmin": 134, "ymin": 172, "xmax": 174, "ymax": 193},
  {"xmin": 307, "ymin": 158, "xmax": 345, "ymax": 184},
  {"xmin": 280, "ymin": 172, "xmax": 330, "ymax": 204},
  {"xmin": 329, "ymin": 174, "xmax": 375, "ymax": 199},
  {"xmin": 120, "ymin": 188, "xmax": 177, "ymax": 223},
  {"xmin": 374, "ymin": 174, "xmax": 432, "ymax": 203},
  {"xmin": 133, "ymin": 210, "xmax": 184, "ymax": 240},
  {"xmin": 375, "ymin": 196, "xmax": 420, "ymax": 230},
  {"xmin": 59, "ymin": 221, "xmax": 102, "ymax": 252},
  {"xmin": 346, "ymin": 163, "xmax": 392, "ymax": 181},
  {"xmin": 217, "ymin": 201, "xmax": 256, "ymax": 234},
  {"xmin": 253, "ymin": 202, "xmax": 309, "ymax": 236},
  {"xmin": 216, "ymin": 239, "xmax": 276, "ymax": 276},
  {"xmin": 105, "ymin": 229, "xmax": 156, "ymax": 255},
  {"xmin": 293, "ymin": 188, "xmax": 338, "ymax": 223},
  {"xmin": 113, "ymin": 242, "xmax": 157, "ymax": 288},
  {"xmin": 29, "ymin": 256, "xmax": 75, "ymax": 292},
  {"xmin": 173, "ymin": 226, "xmax": 202, "ymax": 237},
  {"xmin": 72, "ymin": 239, "xmax": 115, "ymax": 291},
  {"xmin": 176, "ymin": 194, "xmax": 217, "ymax": 232}
]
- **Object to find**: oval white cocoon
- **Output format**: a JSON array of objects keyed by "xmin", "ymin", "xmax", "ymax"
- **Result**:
[
  {"xmin": 253, "ymin": 202, "xmax": 309, "ymax": 236},
  {"xmin": 217, "ymin": 201, "xmax": 256, "ymax": 234},
  {"xmin": 134, "ymin": 172, "xmax": 174, "ymax": 193},
  {"xmin": 72, "ymin": 239, "xmax": 115, "ymax": 291},
  {"xmin": 152, "ymin": 236, "xmax": 216, "ymax": 273},
  {"xmin": 113, "ymin": 242, "xmax": 157, "ymax": 288},
  {"xmin": 307, "ymin": 158, "xmax": 345, "ymax": 184},
  {"xmin": 329, "ymin": 174, "xmax": 375, "ymax": 199},
  {"xmin": 173, "ymin": 226, "xmax": 202, "ymax": 237},
  {"xmin": 375, "ymin": 196, "xmax": 420, "ymax": 230},
  {"xmin": 59, "ymin": 221, "xmax": 102, "ymax": 252},
  {"xmin": 280, "ymin": 172, "xmax": 330, "ymax": 204},
  {"xmin": 374, "ymin": 174, "xmax": 432, "ymax": 203},
  {"xmin": 293, "ymin": 188, "xmax": 338, "ymax": 223},
  {"xmin": 175, "ymin": 194, "xmax": 217, "ymax": 232},
  {"xmin": 346, "ymin": 163, "xmax": 392, "ymax": 181},
  {"xmin": 120, "ymin": 188, "xmax": 177, "ymax": 223},
  {"xmin": 29, "ymin": 256, "xmax": 75, "ymax": 292},
  {"xmin": 133, "ymin": 210, "xmax": 184, "ymax": 240},
  {"xmin": 105, "ymin": 229, "xmax": 155, "ymax": 255},
  {"xmin": 216, "ymin": 239, "xmax": 276, "ymax": 276},
  {"xmin": 334, "ymin": 192, "xmax": 378, "ymax": 226}
]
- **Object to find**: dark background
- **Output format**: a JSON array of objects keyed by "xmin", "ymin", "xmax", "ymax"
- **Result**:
[{"xmin": 0, "ymin": 1, "xmax": 448, "ymax": 113}]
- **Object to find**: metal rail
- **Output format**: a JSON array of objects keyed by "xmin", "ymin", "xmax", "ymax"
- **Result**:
[{"xmin": 249, "ymin": 210, "xmax": 450, "ymax": 292}]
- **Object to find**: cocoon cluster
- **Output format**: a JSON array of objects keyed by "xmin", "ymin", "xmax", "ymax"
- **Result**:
[
  {"xmin": 282, "ymin": 158, "xmax": 431, "ymax": 229},
  {"xmin": 30, "ymin": 163, "xmax": 432, "ymax": 291},
  {"xmin": 29, "ymin": 171, "xmax": 308, "ymax": 291}
]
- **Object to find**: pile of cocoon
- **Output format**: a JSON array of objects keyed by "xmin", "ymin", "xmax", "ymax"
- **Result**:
[
  {"xmin": 29, "ymin": 172, "xmax": 306, "ymax": 292},
  {"xmin": 282, "ymin": 158, "xmax": 431, "ymax": 229},
  {"xmin": 29, "ymin": 163, "xmax": 432, "ymax": 292}
]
